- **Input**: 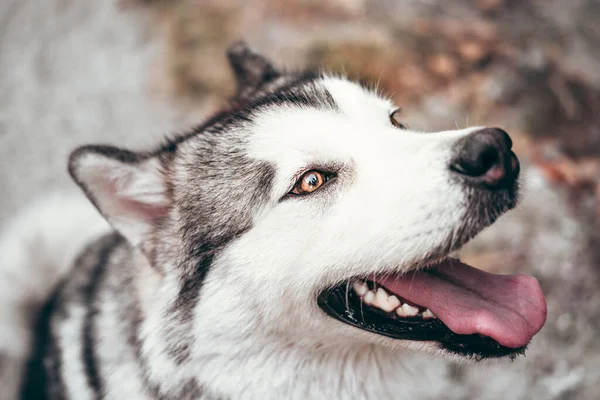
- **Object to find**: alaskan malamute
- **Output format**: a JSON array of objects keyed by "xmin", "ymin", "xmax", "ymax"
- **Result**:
[{"xmin": 0, "ymin": 42, "xmax": 546, "ymax": 399}]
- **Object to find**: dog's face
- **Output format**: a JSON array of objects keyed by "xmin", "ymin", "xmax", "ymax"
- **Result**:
[{"xmin": 69, "ymin": 43, "xmax": 546, "ymax": 363}]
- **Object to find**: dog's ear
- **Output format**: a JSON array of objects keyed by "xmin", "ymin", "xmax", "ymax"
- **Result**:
[
  {"xmin": 227, "ymin": 41, "xmax": 281, "ymax": 101},
  {"xmin": 68, "ymin": 146, "xmax": 169, "ymax": 247}
]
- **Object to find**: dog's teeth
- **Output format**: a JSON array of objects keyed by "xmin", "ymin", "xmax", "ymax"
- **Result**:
[
  {"xmin": 361, "ymin": 286, "xmax": 427, "ymax": 317},
  {"xmin": 374, "ymin": 288, "xmax": 396, "ymax": 312},
  {"xmin": 388, "ymin": 295, "xmax": 401, "ymax": 310},
  {"xmin": 371, "ymin": 290, "xmax": 382, "ymax": 308},
  {"xmin": 376, "ymin": 287, "xmax": 388, "ymax": 300},
  {"xmin": 400, "ymin": 303, "xmax": 419, "ymax": 317},
  {"xmin": 363, "ymin": 290, "xmax": 376, "ymax": 306},
  {"xmin": 353, "ymin": 281, "xmax": 368, "ymax": 297},
  {"xmin": 396, "ymin": 305, "xmax": 407, "ymax": 317},
  {"xmin": 375, "ymin": 288, "xmax": 388, "ymax": 307}
]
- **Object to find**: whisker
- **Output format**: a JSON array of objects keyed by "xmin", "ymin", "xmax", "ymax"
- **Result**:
[
  {"xmin": 360, "ymin": 295, "xmax": 366, "ymax": 324},
  {"xmin": 345, "ymin": 280, "xmax": 351, "ymax": 316},
  {"xmin": 340, "ymin": 63, "xmax": 347, "ymax": 76},
  {"xmin": 375, "ymin": 68, "xmax": 385, "ymax": 94}
]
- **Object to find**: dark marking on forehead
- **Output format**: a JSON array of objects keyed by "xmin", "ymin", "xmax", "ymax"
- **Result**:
[
  {"xmin": 154, "ymin": 72, "xmax": 338, "ymax": 157},
  {"xmin": 244, "ymin": 73, "xmax": 338, "ymax": 112}
]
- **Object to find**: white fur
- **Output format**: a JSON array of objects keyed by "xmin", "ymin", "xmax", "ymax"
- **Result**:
[
  {"xmin": 137, "ymin": 77, "xmax": 487, "ymax": 398},
  {"xmin": 58, "ymin": 303, "xmax": 95, "ymax": 400},
  {"xmin": 95, "ymin": 283, "xmax": 149, "ymax": 400},
  {"xmin": 2, "ymin": 77, "xmax": 509, "ymax": 399},
  {"xmin": 229, "ymin": 76, "xmax": 479, "ymax": 345}
]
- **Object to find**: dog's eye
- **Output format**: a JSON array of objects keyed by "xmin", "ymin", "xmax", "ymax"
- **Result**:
[
  {"xmin": 390, "ymin": 109, "xmax": 407, "ymax": 129},
  {"xmin": 291, "ymin": 170, "xmax": 330, "ymax": 195}
]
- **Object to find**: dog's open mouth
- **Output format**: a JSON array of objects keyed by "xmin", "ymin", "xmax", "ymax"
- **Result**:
[{"xmin": 318, "ymin": 258, "xmax": 547, "ymax": 360}]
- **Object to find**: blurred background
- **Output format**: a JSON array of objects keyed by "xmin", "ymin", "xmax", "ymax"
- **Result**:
[{"xmin": 1, "ymin": 0, "xmax": 599, "ymax": 398}]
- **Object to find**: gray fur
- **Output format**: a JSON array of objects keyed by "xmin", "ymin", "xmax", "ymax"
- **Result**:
[
  {"xmin": 20, "ymin": 47, "xmax": 342, "ymax": 399},
  {"xmin": 227, "ymin": 42, "xmax": 281, "ymax": 102},
  {"xmin": 7, "ymin": 40, "xmax": 541, "ymax": 400}
]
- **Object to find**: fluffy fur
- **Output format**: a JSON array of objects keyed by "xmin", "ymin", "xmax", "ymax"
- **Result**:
[{"xmin": 2, "ymin": 42, "xmax": 522, "ymax": 399}]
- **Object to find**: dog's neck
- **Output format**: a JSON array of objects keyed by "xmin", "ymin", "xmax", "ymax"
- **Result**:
[
  {"xmin": 143, "ymin": 319, "xmax": 444, "ymax": 399},
  {"xmin": 192, "ymin": 335, "xmax": 421, "ymax": 399},
  {"xmin": 135, "ymin": 277, "xmax": 449, "ymax": 399},
  {"xmin": 131, "ymin": 246, "xmax": 453, "ymax": 399}
]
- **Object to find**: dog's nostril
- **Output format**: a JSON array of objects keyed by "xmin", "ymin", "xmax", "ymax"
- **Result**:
[
  {"xmin": 477, "ymin": 146, "xmax": 500, "ymax": 175},
  {"xmin": 451, "ymin": 132, "xmax": 503, "ymax": 177},
  {"xmin": 450, "ymin": 128, "xmax": 518, "ymax": 189}
]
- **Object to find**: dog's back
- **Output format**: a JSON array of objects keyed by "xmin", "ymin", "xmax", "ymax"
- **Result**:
[{"xmin": 0, "ymin": 193, "xmax": 110, "ymax": 399}]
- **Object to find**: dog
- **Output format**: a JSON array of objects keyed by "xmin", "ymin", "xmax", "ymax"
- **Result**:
[{"xmin": 0, "ymin": 42, "xmax": 546, "ymax": 399}]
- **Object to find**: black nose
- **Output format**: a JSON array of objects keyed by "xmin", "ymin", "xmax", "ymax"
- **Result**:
[{"xmin": 450, "ymin": 128, "xmax": 520, "ymax": 189}]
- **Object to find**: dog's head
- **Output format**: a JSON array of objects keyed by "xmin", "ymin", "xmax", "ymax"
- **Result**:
[{"xmin": 69, "ymin": 43, "xmax": 546, "ymax": 363}]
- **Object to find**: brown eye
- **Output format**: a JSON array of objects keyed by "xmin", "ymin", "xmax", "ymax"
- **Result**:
[
  {"xmin": 291, "ymin": 170, "xmax": 327, "ymax": 195},
  {"xmin": 390, "ymin": 109, "xmax": 407, "ymax": 129}
]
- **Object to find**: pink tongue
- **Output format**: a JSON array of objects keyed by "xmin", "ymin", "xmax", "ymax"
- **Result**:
[{"xmin": 378, "ymin": 259, "xmax": 547, "ymax": 348}]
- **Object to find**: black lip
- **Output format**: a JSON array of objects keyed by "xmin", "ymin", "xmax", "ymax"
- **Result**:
[{"xmin": 317, "ymin": 282, "xmax": 526, "ymax": 361}]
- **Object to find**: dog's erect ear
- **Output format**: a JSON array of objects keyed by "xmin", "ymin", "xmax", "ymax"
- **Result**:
[
  {"xmin": 227, "ymin": 41, "xmax": 281, "ymax": 100},
  {"xmin": 68, "ymin": 146, "xmax": 169, "ymax": 247}
]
